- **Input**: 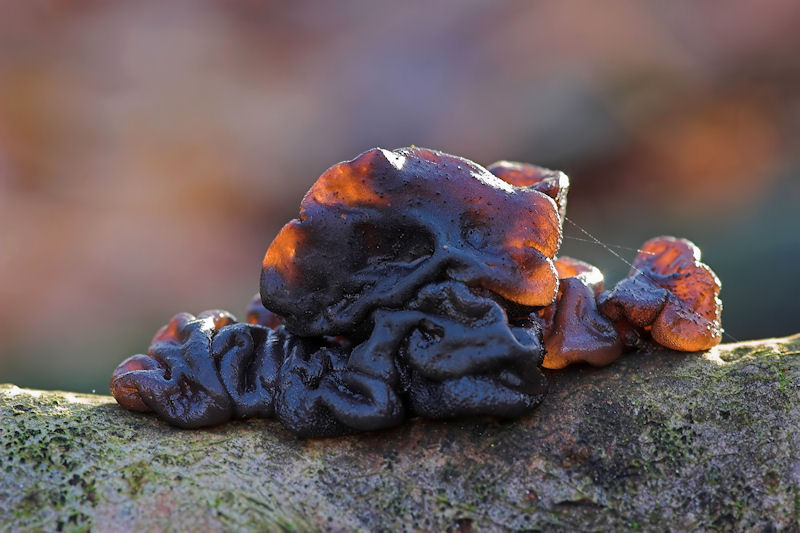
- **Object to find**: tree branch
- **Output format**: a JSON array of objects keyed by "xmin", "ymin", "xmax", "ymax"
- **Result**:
[{"xmin": 2, "ymin": 334, "xmax": 799, "ymax": 531}]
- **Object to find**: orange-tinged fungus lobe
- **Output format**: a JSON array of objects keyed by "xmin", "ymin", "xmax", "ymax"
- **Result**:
[
  {"xmin": 598, "ymin": 236, "xmax": 722, "ymax": 351},
  {"xmin": 109, "ymin": 354, "xmax": 162, "ymax": 412},
  {"xmin": 554, "ymin": 256, "xmax": 604, "ymax": 295},
  {"xmin": 261, "ymin": 147, "xmax": 563, "ymax": 336},
  {"xmin": 487, "ymin": 161, "xmax": 570, "ymax": 221},
  {"xmin": 538, "ymin": 257, "xmax": 622, "ymax": 369},
  {"xmin": 110, "ymin": 310, "xmax": 237, "ymax": 418}
]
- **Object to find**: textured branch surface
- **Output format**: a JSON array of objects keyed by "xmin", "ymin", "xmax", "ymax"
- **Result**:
[{"xmin": 2, "ymin": 335, "xmax": 799, "ymax": 532}]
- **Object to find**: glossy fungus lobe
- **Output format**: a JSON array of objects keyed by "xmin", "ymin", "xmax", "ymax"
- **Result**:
[
  {"xmin": 110, "ymin": 311, "xmax": 239, "ymax": 428},
  {"xmin": 538, "ymin": 257, "xmax": 622, "ymax": 369},
  {"xmin": 535, "ymin": 256, "xmax": 606, "ymax": 338},
  {"xmin": 487, "ymin": 161, "xmax": 569, "ymax": 222},
  {"xmin": 598, "ymin": 236, "xmax": 722, "ymax": 351},
  {"xmin": 554, "ymin": 256, "xmax": 604, "ymax": 295},
  {"xmin": 541, "ymin": 277, "xmax": 623, "ymax": 369},
  {"xmin": 111, "ymin": 276, "xmax": 548, "ymax": 436},
  {"xmin": 261, "ymin": 147, "xmax": 562, "ymax": 337},
  {"xmin": 110, "ymin": 354, "xmax": 162, "ymax": 412}
]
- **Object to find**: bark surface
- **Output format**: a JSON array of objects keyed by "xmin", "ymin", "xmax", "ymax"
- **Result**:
[{"xmin": 2, "ymin": 335, "xmax": 799, "ymax": 532}]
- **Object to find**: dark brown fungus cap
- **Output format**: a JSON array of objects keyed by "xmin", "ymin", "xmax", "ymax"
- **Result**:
[
  {"xmin": 261, "ymin": 147, "xmax": 563, "ymax": 337},
  {"xmin": 487, "ymin": 161, "xmax": 569, "ymax": 222},
  {"xmin": 538, "ymin": 257, "xmax": 622, "ymax": 370},
  {"xmin": 598, "ymin": 236, "xmax": 722, "ymax": 352}
]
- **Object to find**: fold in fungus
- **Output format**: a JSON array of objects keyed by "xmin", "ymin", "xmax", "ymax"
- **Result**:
[
  {"xmin": 261, "ymin": 147, "xmax": 562, "ymax": 337},
  {"xmin": 110, "ymin": 310, "xmax": 239, "ymax": 427},
  {"xmin": 110, "ymin": 280, "xmax": 546, "ymax": 436},
  {"xmin": 110, "ymin": 147, "xmax": 722, "ymax": 437},
  {"xmin": 536, "ymin": 257, "xmax": 623, "ymax": 370},
  {"xmin": 598, "ymin": 236, "xmax": 723, "ymax": 352}
]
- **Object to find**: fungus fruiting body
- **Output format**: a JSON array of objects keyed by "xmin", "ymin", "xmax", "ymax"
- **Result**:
[
  {"xmin": 598, "ymin": 236, "xmax": 722, "ymax": 351},
  {"xmin": 536, "ymin": 257, "xmax": 622, "ymax": 370},
  {"xmin": 261, "ymin": 147, "xmax": 562, "ymax": 337},
  {"xmin": 111, "ymin": 147, "xmax": 723, "ymax": 437}
]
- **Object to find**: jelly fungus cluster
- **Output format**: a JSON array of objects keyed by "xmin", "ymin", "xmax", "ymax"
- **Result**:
[{"xmin": 111, "ymin": 147, "xmax": 723, "ymax": 437}]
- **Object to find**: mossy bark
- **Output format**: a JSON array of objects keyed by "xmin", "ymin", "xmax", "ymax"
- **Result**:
[{"xmin": 2, "ymin": 335, "xmax": 799, "ymax": 532}]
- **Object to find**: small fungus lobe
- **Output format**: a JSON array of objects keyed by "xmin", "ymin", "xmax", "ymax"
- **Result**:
[
  {"xmin": 598, "ymin": 236, "xmax": 723, "ymax": 351},
  {"xmin": 487, "ymin": 160, "xmax": 570, "ymax": 222},
  {"xmin": 537, "ymin": 257, "xmax": 622, "ymax": 370}
]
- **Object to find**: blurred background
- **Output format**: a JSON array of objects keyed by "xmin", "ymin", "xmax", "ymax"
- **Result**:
[{"xmin": 1, "ymin": 1, "xmax": 798, "ymax": 393}]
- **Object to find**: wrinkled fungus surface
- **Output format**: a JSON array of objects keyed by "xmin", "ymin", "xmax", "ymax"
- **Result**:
[
  {"xmin": 111, "ymin": 147, "xmax": 723, "ymax": 437},
  {"xmin": 261, "ymin": 147, "xmax": 562, "ymax": 337},
  {"xmin": 111, "ymin": 280, "xmax": 547, "ymax": 436},
  {"xmin": 598, "ymin": 236, "xmax": 723, "ymax": 352}
]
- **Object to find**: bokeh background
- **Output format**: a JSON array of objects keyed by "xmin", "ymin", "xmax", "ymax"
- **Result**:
[{"xmin": 1, "ymin": 1, "xmax": 798, "ymax": 393}]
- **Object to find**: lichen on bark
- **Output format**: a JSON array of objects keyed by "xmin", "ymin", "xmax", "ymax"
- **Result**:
[{"xmin": 2, "ymin": 334, "xmax": 799, "ymax": 531}]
